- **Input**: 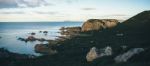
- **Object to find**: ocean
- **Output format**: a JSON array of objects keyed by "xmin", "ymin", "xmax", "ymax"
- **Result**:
[{"xmin": 0, "ymin": 22, "xmax": 83, "ymax": 56}]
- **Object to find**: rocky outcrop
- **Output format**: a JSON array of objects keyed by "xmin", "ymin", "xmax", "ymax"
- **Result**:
[
  {"xmin": 34, "ymin": 44, "xmax": 57, "ymax": 55},
  {"xmin": 114, "ymin": 48, "xmax": 144, "ymax": 63},
  {"xmin": 60, "ymin": 27, "xmax": 81, "ymax": 35},
  {"xmin": 82, "ymin": 19, "xmax": 118, "ymax": 32},
  {"xmin": 86, "ymin": 47, "xmax": 98, "ymax": 62},
  {"xmin": 86, "ymin": 46, "xmax": 112, "ymax": 62}
]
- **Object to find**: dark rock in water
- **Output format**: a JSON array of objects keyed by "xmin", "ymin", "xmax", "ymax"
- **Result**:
[
  {"xmin": 31, "ymin": 32, "xmax": 36, "ymax": 35},
  {"xmin": 59, "ymin": 27, "xmax": 65, "ymax": 31},
  {"xmin": 37, "ymin": 38, "xmax": 46, "ymax": 42},
  {"xmin": 81, "ymin": 19, "xmax": 118, "ymax": 32},
  {"xmin": 43, "ymin": 31, "xmax": 48, "ymax": 33},
  {"xmin": 18, "ymin": 36, "xmax": 48, "ymax": 42},
  {"xmin": 39, "ymin": 31, "xmax": 42, "ymax": 33},
  {"xmin": 27, "ymin": 36, "xmax": 37, "ymax": 41},
  {"xmin": 34, "ymin": 44, "xmax": 57, "ymax": 55},
  {"xmin": 18, "ymin": 37, "xmax": 28, "ymax": 42},
  {"xmin": 0, "ymin": 36, "xmax": 2, "ymax": 39}
]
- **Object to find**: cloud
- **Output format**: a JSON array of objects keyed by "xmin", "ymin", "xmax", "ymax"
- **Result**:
[
  {"xmin": 64, "ymin": 0, "xmax": 79, "ymax": 4},
  {"xmin": 0, "ymin": 11, "xmax": 24, "ymax": 14},
  {"xmin": 0, "ymin": 0, "xmax": 18, "ymax": 8},
  {"xmin": 81, "ymin": 8, "xmax": 96, "ymax": 11},
  {"xmin": 16, "ymin": 0, "xmax": 51, "ymax": 7},
  {"xmin": 35, "ymin": 11, "xmax": 58, "ymax": 15},
  {"xmin": 102, "ymin": 14, "xmax": 128, "ymax": 17},
  {"xmin": 0, "ymin": 0, "xmax": 53, "ymax": 8}
]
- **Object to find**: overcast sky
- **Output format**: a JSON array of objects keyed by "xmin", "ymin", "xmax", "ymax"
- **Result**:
[{"xmin": 0, "ymin": 0, "xmax": 149, "ymax": 22}]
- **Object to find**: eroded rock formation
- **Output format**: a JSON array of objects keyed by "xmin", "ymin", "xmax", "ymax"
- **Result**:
[{"xmin": 82, "ymin": 19, "xmax": 118, "ymax": 32}]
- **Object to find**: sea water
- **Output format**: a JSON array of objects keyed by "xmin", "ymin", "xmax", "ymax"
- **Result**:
[{"xmin": 0, "ymin": 22, "xmax": 83, "ymax": 56}]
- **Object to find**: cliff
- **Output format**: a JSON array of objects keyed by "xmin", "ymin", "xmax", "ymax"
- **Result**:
[{"xmin": 81, "ymin": 19, "xmax": 118, "ymax": 32}]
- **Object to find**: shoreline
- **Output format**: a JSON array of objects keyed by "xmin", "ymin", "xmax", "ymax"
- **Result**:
[{"xmin": 0, "ymin": 10, "xmax": 150, "ymax": 66}]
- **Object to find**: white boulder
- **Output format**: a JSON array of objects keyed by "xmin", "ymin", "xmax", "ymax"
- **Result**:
[
  {"xmin": 114, "ymin": 48, "xmax": 144, "ymax": 63},
  {"xmin": 86, "ymin": 46, "xmax": 112, "ymax": 62}
]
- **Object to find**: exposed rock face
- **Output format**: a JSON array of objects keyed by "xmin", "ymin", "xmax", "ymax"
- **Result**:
[
  {"xmin": 34, "ymin": 44, "xmax": 57, "ymax": 55},
  {"xmin": 86, "ymin": 46, "xmax": 112, "ymax": 62},
  {"xmin": 82, "ymin": 19, "xmax": 118, "ymax": 32},
  {"xmin": 114, "ymin": 48, "xmax": 144, "ymax": 63}
]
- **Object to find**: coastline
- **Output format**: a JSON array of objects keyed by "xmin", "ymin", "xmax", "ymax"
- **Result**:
[{"xmin": 0, "ymin": 11, "xmax": 150, "ymax": 66}]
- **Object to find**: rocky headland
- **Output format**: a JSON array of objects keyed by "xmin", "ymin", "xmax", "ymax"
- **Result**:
[{"xmin": 1, "ymin": 10, "xmax": 150, "ymax": 66}]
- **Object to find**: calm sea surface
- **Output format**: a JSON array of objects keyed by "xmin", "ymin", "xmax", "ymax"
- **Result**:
[{"xmin": 0, "ymin": 22, "xmax": 83, "ymax": 56}]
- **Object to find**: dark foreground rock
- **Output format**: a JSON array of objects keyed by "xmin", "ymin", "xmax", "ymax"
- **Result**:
[
  {"xmin": 35, "ymin": 44, "xmax": 57, "ymax": 55},
  {"xmin": 0, "ymin": 48, "xmax": 35, "ymax": 66}
]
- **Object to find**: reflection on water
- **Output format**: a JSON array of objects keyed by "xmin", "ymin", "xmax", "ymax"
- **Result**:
[{"xmin": 0, "ymin": 22, "xmax": 83, "ymax": 56}]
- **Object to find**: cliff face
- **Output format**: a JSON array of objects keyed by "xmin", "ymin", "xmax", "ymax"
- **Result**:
[{"xmin": 81, "ymin": 19, "xmax": 118, "ymax": 32}]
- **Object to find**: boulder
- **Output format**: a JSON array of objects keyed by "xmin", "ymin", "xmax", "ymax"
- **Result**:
[
  {"xmin": 82, "ymin": 19, "xmax": 118, "ymax": 32},
  {"xmin": 114, "ymin": 48, "xmax": 144, "ymax": 63},
  {"xmin": 101, "ymin": 46, "xmax": 112, "ymax": 56},
  {"xmin": 34, "ymin": 44, "xmax": 57, "ymax": 55},
  {"xmin": 86, "ymin": 47, "xmax": 98, "ymax": 62},
  {"xmin": 86, "ymin": 46, "xmax": 112, "ymax": 62}
]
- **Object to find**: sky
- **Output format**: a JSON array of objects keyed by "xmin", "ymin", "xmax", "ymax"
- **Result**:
[{"xmin": 0, "ymin": 0, "xmax": 149, "ymax": 22}]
